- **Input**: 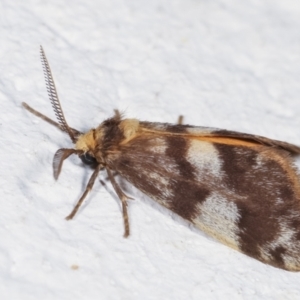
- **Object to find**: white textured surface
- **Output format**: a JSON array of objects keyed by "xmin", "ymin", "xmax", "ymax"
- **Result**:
[{"xmin": 2, "ymin": 0, "xmax": 300, "ymax": 299}]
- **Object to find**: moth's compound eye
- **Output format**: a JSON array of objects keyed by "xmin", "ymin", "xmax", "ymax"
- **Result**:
[{"xmin": 80, "ymin": 153, "xmax": 97, "ymax": 166}]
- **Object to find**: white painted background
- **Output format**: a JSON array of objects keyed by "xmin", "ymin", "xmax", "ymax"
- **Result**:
[{"xmin": 2, "ymin": 0, "xmax": 300, "ymax": 299}]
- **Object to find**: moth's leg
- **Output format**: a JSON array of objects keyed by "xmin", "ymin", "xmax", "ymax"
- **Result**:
[
  {"xmin": 100, "ymin": 170, "xmax": 118, "ymax": 183},
  {"xmin": 177, "ymin": 115, "xmax": 184, "ymax": 125},
  {"xmin": 65, "ymin": 164, "xmax": 102, "ymax": 220},
  {"xmin": 107, "ymin": 168, "xmax": 131, "ymax": 238}
]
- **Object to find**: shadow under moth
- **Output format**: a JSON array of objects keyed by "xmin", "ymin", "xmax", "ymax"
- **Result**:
[{"xmin": 23, "ymin": 46, "xmax": 300, "ymax": 272}]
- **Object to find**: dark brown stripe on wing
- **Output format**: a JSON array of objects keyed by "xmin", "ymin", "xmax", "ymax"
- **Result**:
[
  {"xmin": 235, "ymin": 200, "xmax": 281, "ymax": 261},
  {"xmin": 165, "ymin": 136, "xmax": 210, "ymax": 220},
  {"xmin": 214, "ymin": 143, "xmax": 257, "ymax": 192},
  {"xmin": 167, "ymin": 181, "xmax": 210, "ymax": 221},
  {"xmin": 165, "ymin": 137, "xmax": 195, "ymax": 179}
]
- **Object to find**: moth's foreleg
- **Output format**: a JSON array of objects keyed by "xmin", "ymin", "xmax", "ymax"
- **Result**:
[
  {"xmin": 65, "ymin": 164, "xmax": 102, "ymax": 220},
  {"xmin": 107, "ymin": 168, "xmax": 131, "ymax": 238}
]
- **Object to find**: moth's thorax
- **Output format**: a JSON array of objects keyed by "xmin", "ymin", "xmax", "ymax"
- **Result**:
[{"xmin": 75, "ymin": 118, "xmax": 140, "ymax": 157}]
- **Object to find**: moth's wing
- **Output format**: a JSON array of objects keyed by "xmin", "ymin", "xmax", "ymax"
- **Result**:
[
  {"xmin": 140, "ymin": 122, "xmax": 300, "ymax": 154},
  {"xmin": 211, "ymin": 129, "xmax": 300, "ymax": 154},
  {"xmin": 109, "ymin": 130, "xmax": 300, "ymax": 271}
]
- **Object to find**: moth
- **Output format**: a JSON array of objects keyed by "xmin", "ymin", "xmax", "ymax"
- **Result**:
[{"xmin": 23, "ymin": 46, "xmax": 300, "ymax": 272}]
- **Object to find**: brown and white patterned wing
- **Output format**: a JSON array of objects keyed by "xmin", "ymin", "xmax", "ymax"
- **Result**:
[{"xmin": 107, "ymin": 132, "xmax": 300, "ymax": 271}]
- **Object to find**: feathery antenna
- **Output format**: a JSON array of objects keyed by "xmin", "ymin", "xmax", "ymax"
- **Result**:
[{"xmin": 40, "ymin": 45, "xmax": 76, "ymax": 143}]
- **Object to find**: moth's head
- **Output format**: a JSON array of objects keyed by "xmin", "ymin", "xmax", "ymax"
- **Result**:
[
  {"xmin": 75, "ymin": 128, "xmax": 103, "ymax": 166},
  {"xmin": 52, "ymin": 127, "xmax": 105, "ymax": 180}
]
